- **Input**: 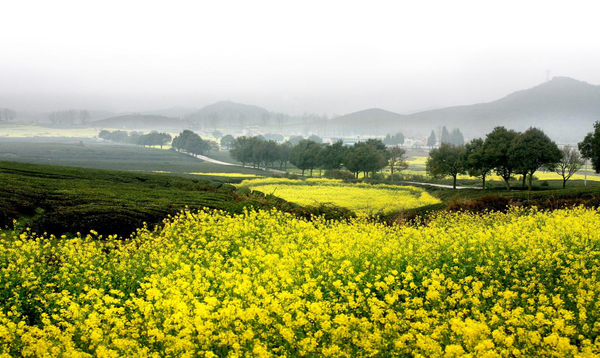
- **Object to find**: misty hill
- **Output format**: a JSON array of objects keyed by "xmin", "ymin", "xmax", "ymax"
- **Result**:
[
  {"xmin": 184, "ymin": 101, "xmax": 272, "ymax": 128},
  {"xmin": 142, "ymin": 106, "xmax": 198, "ymax": 119},
  {"xmin": 91, "ymin": 114, "xmax": 184, "ymax": 130},
  {"xmin": 320, "ymin": 77, "xmax": 600, "ymax": 143}
]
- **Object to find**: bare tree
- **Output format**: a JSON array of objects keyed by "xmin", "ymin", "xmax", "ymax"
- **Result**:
[
  {"xmin": 1, "ymin": 108, "xmax": 16, "ymax": 121},
  {"xmin": 276, "ymin": 113, "xmax": 285, "ymax": 131},
  {"xmin": 208, "ymin": 112, "xmax": 220, "ymax": 131},
  {"xmin": 238, "ymin": 113, "xmax": 246, "ymax": 130},
  {"xmin": 555, "ymin": 145, "xmax": 585, "ymax": 188},
  {"xmin": 79, "ymin": 110, "xmax": 91, "ymax": 125},
  {"xmin": 261, "ymin": 112, "xmax": 271, "ymax": 127}
]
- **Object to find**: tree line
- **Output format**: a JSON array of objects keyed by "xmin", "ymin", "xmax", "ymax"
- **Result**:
[
  {"xmin": 229, "ymin": 136, "xmax": 408, "ymax": 179},
  {"xmin": 427, "ymin": 126, "xmax": 584, "ymax": 190},
  {"xmin": 0, "ymin": 108, "xmax": 17, "ymax": 121},
  {"xmin": 48, "ymin": 110, "xmax": 91, "ymax": 125},
  {"xmin": 98, "ymin": 130, "xmax": 172, "ymax": 148}
]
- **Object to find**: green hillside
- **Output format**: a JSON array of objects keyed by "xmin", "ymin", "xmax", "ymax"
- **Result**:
[{"xmin": 0, "ymin": 161, "xmax": 291, "ymax": 237}]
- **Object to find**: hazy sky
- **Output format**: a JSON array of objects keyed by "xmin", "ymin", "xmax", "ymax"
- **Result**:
[{"xmin": 1, "ymin": 0, "xmax": 599, "ymax": 114}]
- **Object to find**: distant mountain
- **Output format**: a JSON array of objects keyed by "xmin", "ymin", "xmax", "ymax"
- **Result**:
[
  {"xmin": 91, "ymin": 114, "xmax": 184, "ymax": 130},
  {"xmin": 184, "ymin": 101, "xmax": 272, "ymax": 128},
  {"xmin": 142, "ymin": 106, "xmax": 198, "ymax": 119},
  {"xmin": 319, "ymin": 77, "xmax": 600, "ymax": 143}
]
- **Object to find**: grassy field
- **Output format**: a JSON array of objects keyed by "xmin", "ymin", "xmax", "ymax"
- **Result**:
[
  {"xmin": 0, "ymin": 121, "xmax": 101, "ymax": 138},
  {"xmin": 0, "ymin": 141, "xmax": 267, "ymax": 177},
  {"xmin": 0, "ymin": 161, "xmax": 289, "ymax": 237}
]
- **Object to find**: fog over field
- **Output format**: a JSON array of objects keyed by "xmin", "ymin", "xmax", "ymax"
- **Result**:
[{"xmin": 1, "ymin": 0, "xmax": 599, "ymax": 118}]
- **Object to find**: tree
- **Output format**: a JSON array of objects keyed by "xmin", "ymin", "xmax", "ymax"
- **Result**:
[
  {"xmin": 264, "ymin": 133, "xmax": 285, "ymax": 142},
  {"xmin": 465, "ymin": 138, "xmax": 493, "ymax": 189},
  {"xmin": 555, "ymin": 145, "xmax": 585, "ymax": 189},
  {"xmin": 344, "ymin": 140, "xmax": 387, "ymax": 178},
  {"xmin": 220, "ymin": 134, "xmax": 235, "ymax": 149},
  {"xmin": 155, "ymin": 132, "xmax": 172, "ymax": 148},
  {"xmin": 172, "ymin": 130, "xmax": 211, "ymax": 155},
  {"xmin": 449, "ymin": 128, "xmax": 464, "ymax": 146},
  {"xmin": 427, "ymin": 130, "xmax": 437, "ymax": 148},
  {"xmin": 276, "ymin": 113, "xmax": 286, "ymax": 131},
  {"xmin": 79, "ymin": 110, "xmax": 91, "ymax": 125},
  {"xmin": 484, "ymin": 127, "xmax": 520, "ymax": 190},
  {"xmin": 440, "ymin": 126, "xmax": 451, "ymax": 144},
  {"xmin": 288, "ymin": 135, "xmax": 304, "ymax": 146},
  {"xmin": 579, "ymin": 121, "xmax": 600, "ymax": 173},
  {"xmin": 0, "ymin": 108, "xmax": 16, "ymax": 121},
  {"xmin": 208, "ymin": 113, "xmax": 220, "ymax": 131},
  {"xmin": 317, "ymin": 140, "xmax": 346, "ymax": 175},
  {"xmin": 387, "ymin": 146, "xmax": 408, "ymax": 182},
  {"xmin": 290, "ymin": 140, "xmax": 321, "ymax": 176},
  {"xmin": 277, "ymin": 142, "xmax": 292, "ymax": 171},
  {"xmin": 426, "ymin": 143, "xmax": 466, "ymax": 189},
  {"xmin": 384, "ymin": 132, "xmax": 405, "ymax": 146},
  {"xmin": 307, "ymin": 134, "xmax": 323, "ymax": 144},
  {"xmin": 261, "ymin": 112, "xmax": 271, "ymax": 127},
  {"xmin": 230, "ymin": 136, "xmax": 253, "ymax": 167},
  {"xmin": 508, "ymin": 127, "xmax": 561, "ymax": 191}
]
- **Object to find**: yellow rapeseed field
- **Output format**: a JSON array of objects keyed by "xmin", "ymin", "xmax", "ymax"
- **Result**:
[
  {"xmin": 1, "ymin": 207, "xmax": 599, "ymax": 356},
  {"xmin": 237, "ymin": 178, "xmax": 440, "ymax": 214}
]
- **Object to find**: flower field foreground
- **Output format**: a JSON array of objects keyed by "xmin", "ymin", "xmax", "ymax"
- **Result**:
[
  {"xmin": 1, "ymin": 208, "xmax": 600, "ymax": 357},
  {"xmin": 238, "ymin": 178, "xmax": 440, "ymax": 214}
]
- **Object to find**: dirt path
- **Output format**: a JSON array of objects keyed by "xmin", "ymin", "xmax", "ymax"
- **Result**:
[
  {"xmin": 196, "ymin": 154, "xmax": 289, "ymax": 174},
  {"xmin": 397, "ymin": 181, "xmax": 482, "ymax": 190}
]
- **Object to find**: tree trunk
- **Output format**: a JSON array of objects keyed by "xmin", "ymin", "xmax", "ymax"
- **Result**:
[
  {"xmin": 302, "ymin": 169, "xmax": 305, "ymax": 176},
  {"xmin": 522, "ymin": 174, "xmax": 527, "ymax": 188},
  {"xmin": 390, "ymin": 166, "xmax": 394, "ymax": 182},
  {"xmin": 528, "ymin": 172, "xmax": 533, "ymax": 191},
  {"xmin": 504, "ymin": 177, "xmax": 511, "ymax": 190},
  {"xmin": 453, "ymin": 175, "xmax": 457, "ymax": 189},
  {"xmin": 482, "ymin": 173, "xmax": 486, "ymax": 190},
  {"xmin": 563, "ymin": 178, "xmax": 567, "ymax": 189}
]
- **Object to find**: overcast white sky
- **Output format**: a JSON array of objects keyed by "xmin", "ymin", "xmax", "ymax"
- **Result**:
[{"xmin": 1, "ymin": 0, "xmax": 599, "ymax": 114}]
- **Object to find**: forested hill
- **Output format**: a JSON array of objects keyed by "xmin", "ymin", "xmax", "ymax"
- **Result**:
[{"xmin": 313, "ymin": 77, "xmax": 600, "ymax": 143}]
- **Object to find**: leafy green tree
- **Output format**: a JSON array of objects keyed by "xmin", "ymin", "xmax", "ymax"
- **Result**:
[
  {"xmin": 555, "ymin": 145, "xmax": 585, "ymax": 189},
  {"xmin": 220, "ymin": 134, "xmax": 235, "ymax": 149},
  {"xmin": 465, "ymin": 138, "xmax": 493, "ymax": 189},
  {"xmin": 426, "ymin": 143, "xmax": 467, "ymax": 189},
  {"xmin": 508, "ymin": 127, "xmax": 561, "ymax": 191},
  {"xmin": 290, "ymin": 140, "xmax": 322, "ymax": 176},
  {"xmin": 230, "ymin": 136, "xmax": 253, "ymax": 167},
  {"xmin": 440, "ymin": 126, "xmax": 451, "ymax": 144},
  {"xmin": 264, "ymin": 133, "xmax": 285, "ymax": 142},
  {"xmin": 427, "ymin": 130, "xmax": 436, "ymax": 148},
  {"xmin": 172, "ymin": 130, "xmax": 212, "ymax": 155},
  {"xmin": 344, "ymin": 140, "xmax": 387, "ymax": 179},
  {"xmin": 277, "ymin": 142, "xmax": 292, "ymax": 171},
  {"xmin": 307, "ymin": 135, "xmax": 323, "ymax": 144},
  {"xmin": 383, "ymin": 132, "xmax": 405, "ymax": 146},
  {"xmin": 288, "ymin": 135, "xmax": 304, "ymax": 146},
  {"xmin": 317, "ymin": 140, "xmax": 346, "ymax": 171},
  {"xmin": 579, "ymin": 121, "xmax": 600, "ymax": 173},
  {"xmin": 449, "ymin": 128, "xmax": 464, "ymax": 146},
  {"xmin": 483, "ymin": 127, "xmax": 520, "ymax": 190},
  {"xmin": 387, "ymin": 146, "xmax": 408, "ymax": 182}
]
